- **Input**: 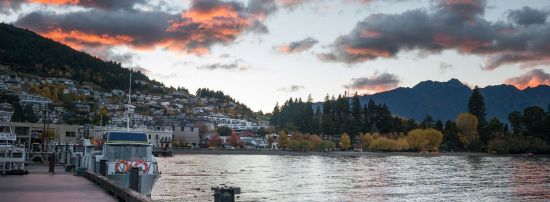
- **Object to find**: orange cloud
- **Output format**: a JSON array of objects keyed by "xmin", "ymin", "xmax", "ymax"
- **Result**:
[
  {"xmin": 344, "ymin": 72, "xmax": 401, "ymax": 94},
  {"xmin": 27, "ymin": 0, "xmax": 79, "ymax": 5},
  {"xmin": 40, "ymin": 28, "xmax": 134, "ymax": 50},
  {"xmin": 504, "ymin": 69, "xmax": 550, "ymax": 89}
]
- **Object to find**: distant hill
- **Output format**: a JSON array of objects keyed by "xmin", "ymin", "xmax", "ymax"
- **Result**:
[
  {"xmin": 0, "ymin": 23, "xmax": 161, "ymax": 92},
  {"xmin": 314, "ymin": 79, "xmax": 550, "ymax": 122}
]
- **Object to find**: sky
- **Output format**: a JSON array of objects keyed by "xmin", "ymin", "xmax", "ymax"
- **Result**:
[{"xmin": 1, "ymin": 0, "xmax": 550, "ymax": 112}]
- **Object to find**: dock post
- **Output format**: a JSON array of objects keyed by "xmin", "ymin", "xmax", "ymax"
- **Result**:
[
  {"xmin": 212, "ymin": 185, "xmax": 241, "ymax": 202},
  {"xmin": 129, "ymin": 167, "xmax": 140, "ymax": 192},
  {"xmin": 92, "ymin": 156, "xmax": 96, "ymax": 173},
  {"xmin": 48, "ymin": 153, "xmax": 55, "ymax": 174},
  {"xmin": 99, "ymin": 160, "xmax": 107, "ymax": 176}
]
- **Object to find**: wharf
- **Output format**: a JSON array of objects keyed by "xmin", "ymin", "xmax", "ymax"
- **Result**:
[{"xmin": 0, "ymin": 164, "xmax": 117, "ymax": 202}]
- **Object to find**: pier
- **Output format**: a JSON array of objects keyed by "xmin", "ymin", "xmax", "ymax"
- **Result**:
[{"xmin": 0, "ymin": 165, "xmax": 116, "ymax": 202}]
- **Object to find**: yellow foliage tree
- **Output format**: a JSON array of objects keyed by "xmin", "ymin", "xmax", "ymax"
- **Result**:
[
  {"xmin": 278, "ymin": 130, "xmax": 288, "ymax": 150},
  {"xmin": 406, "ymin": 128, "xmax": 443, "ymax": 151},
  {"xmin": 455, "ymin": 113, "xmax": 479, "ymax": 150},
  {"xmin": 309, "ymin": 135, "xmax": 322, "ymax": 150},
  {"xmin": 340, "ymin": 133, "xmax": 351, "ymax": 150}
]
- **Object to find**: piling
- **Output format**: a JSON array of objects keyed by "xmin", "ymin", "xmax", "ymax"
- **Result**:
[
  {"xmin": 212, "ymin": 185, "xmax": 240, "ymax": 202},
  {"xmin": 129, "ymin": 167, "xmax": 140, "ymax": 192},
  {"xmin": 48, "ymin": 153, "xmax": 55, "ymax": 174},
  {"xmin": 99, "ymin": 160, "xmax": 107, "ymax": 176}
]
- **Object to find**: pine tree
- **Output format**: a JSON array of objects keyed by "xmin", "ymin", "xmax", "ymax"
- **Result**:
[
  {"xmin": 468, "ymin": 86, "xmax": 486, "ymax": 122},
  {"xmin": 321, "ymin": 95, "xmax": 334, "ymax": 138},
  {"xmin": 350, "ymin": 92, "xmax": 362, "ymax": 137},
  {"xmin": 468, "ymin": 86, "xmax": 488, "ymax": 145}
]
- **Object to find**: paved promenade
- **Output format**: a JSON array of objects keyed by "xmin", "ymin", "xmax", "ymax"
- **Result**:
[{"xmin": 0, "ymin": 165, "xmax": 116, "ymax": 202}]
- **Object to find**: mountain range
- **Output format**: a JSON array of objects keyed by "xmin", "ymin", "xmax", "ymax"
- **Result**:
[{"xmin": 353, "ymin": 79, "xmax": 550, "ymax": 122}]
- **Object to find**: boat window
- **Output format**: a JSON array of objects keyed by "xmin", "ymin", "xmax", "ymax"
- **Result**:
[{"xmin": 105, "ymin": 145, "xmax": 149, "ymax": 161}]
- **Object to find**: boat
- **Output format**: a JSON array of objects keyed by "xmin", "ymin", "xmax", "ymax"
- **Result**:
[
  {"xmin": 80, "ymin": 131, "xmax": 160, "ymax": 196},
  {"xmin": 79, "ymin": 68, "xmax": 163, "ymax": 196},
  {"xmin": 0, "ymin": 103, "xmax": 27, "ymax": 175}
]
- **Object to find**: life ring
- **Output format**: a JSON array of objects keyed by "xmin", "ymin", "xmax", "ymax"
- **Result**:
[
  {"xmin": 115, "ymin": 160, "xmax": 131, "ymax": 173},
  {"xmin": 133, "ymin": 159, "xmax": 149, "ymax": 174}
]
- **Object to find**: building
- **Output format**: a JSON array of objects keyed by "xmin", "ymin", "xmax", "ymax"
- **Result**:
[
  {"xmin": 10, "ymin": 122, "xmax": 83, "ymax": 151},
  {"xmin": 173, "ymin": 125, "xmax": 200, "ymax": 147}
]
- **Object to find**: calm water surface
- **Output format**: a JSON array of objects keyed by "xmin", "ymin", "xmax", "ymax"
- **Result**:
[{"xmin": 152, "ymin": 154, "xmax": 550, "ymax": 201}]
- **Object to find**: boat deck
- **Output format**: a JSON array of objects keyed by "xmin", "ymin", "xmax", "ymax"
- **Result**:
[{"xmin": 0, "ymin": 164, "xmax": 117, "ymax": 202}]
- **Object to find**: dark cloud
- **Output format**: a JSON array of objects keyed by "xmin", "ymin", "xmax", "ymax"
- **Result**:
[
  {"xmin": 277, "ymin": 85, "xmax": 305, "ymax": 92},
  {"xmin": 13, "ymin": 0, "xmax": 274, "ymax": 55},
  {"xmin": 275, "ymin": 37, "xmax": 319, "ymax": 53},
  {"xmin": 15, "ymin": 10, "xmax": 173, "ymax": 49},
  {"xmin": 1, "ymin": 0, "xmax": 144, "ymax": 13},
  {"xmin": 508, "ymin": 6, "xmax": 547, "ymax": 26},
  {"xmin": 504, "ymin": 69, "xmax": 550, "ymax": 89},
  {"xmin": 276, "ymin": 0, "xmax": 310, "ymax": 9},
  {"xmin": 344, "ymin": 72, "xmax": 400, "ymax": 93},
  {"xmin": 319, "ymin": 0, "xmax": 550, "ymax": 70},
  {"xmin": 439, "ymin": 62, "xmax": 454, "ymax": 73},
  {"xmin": 0, "ymin": 0, "xmax": 25, "ymax": 13},
  {"xmin": 197, "ymin": 60, "xmax": 248, "ymax": 71}
]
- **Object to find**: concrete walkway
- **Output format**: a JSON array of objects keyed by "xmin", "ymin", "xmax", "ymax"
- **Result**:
[{"xmin": 0, "ymin": 165, "xmax": 117, "ymax": 202}]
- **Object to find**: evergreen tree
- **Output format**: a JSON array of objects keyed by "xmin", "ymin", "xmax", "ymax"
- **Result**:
[
  {"xmin": 421, "ymin": 115, "xmax": 434, "ymax": 128},
  {"xmin": 23, "ymin": 105, "xmax": 38, "ymax": 123},
  {"xmin": 508, "ymin": 111, "xmax": 523, "ymax": 135},
  {"xmin": 435, "ymin": 120, "xmax": 444, "ymax": 131},
  {"xmin": 321, "ymin": 95, "xmax": 335, "ymax": 137},
  {"xmin": 350, "ymin": 92, "xmax": 362, "ymax": 138},
  {"xmin": 468, "ymin": 86, "xmax": 488, "ymax": 145},
  {"xmin": 442, "ymin": 120, "xmax": 461, "ymax": 151}
]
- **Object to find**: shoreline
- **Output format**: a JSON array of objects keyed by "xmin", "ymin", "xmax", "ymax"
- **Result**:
[{"xmin": 171, "ymin": 149, "xmax": 549, "ymax": 158}]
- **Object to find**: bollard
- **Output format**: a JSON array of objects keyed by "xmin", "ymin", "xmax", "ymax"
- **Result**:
[
  {"xmin": 212, "ymin": 185, "xmax": 241, "ymax": 202},
  {"xmin": 92, "ymin": 156, "xmax": 96, "ymax": 173},
  {"xmin": 48, "ymin": 153, "xmax": 56, "ymax": 174},
  {"xmin": 99, "ymin": 160, "xmax": 107, "ymax": 176},
  {"xmin": 129, "ymin": 167, "xmax": 140, "ymax": 192}
]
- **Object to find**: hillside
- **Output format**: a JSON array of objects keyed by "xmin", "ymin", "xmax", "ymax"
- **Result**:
[
  {"xmin": 0, "ymin": 23, "xmax": 257, "ymax": 124},
  {"xmin": 314, "ymin": 79, "xmax": 550, "ymax": 122},
  {"xmin": 0, "ymin": 23, "xmax": 160, "ymax": 92}
]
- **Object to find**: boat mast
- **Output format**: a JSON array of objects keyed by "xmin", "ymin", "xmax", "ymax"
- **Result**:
[{"xmin": 127, "ymin": 59, "xmax": 132, "ymax": 132}]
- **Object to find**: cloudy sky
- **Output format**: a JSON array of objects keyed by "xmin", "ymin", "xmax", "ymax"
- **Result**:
[{"xmin": 1, "ymin": 0, "xmax": 550, "ymax": 112}]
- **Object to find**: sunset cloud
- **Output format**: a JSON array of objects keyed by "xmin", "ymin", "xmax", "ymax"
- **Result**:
[
  {"xmin": 13, "ymin": 0, "xmax": 275, "ymax": 55},
  {"xmin": 1, "ymin": 0, "xmax": 144, "ymax": 12},
  {"xmin": 275, "ymin": 37, "xmax": 318, "ymax": 54},
  {"xmin": 344, "ymin": 72, "xmax": 401, "ymax": 93},
  {"xmin": 504, "ymin": 69, "xmax": 550, "ymax": 89},
  {"xmin": 319, "ymin": 0, "xmax": 550, "ymax": 70}
]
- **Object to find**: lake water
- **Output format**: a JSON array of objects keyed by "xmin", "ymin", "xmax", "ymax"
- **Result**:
[{"xmin": 152, "ymin": 154, "xmax": 550, "ymax": 201}]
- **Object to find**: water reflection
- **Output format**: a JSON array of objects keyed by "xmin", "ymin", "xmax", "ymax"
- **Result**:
[{"xmin": 152, "ymin": 155, "xmax": 550, "ymax": 201}]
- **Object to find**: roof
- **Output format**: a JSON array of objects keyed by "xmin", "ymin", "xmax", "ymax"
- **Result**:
[{"xmin": 105, "ymin": 131, "xmax": 148, "ymax": 144}]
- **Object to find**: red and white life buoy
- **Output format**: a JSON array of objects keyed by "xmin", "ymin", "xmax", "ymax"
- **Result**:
[
  {"xmin": 114, "ymin": 160, "xmax": 131, "ymax": 173},
  {"xmin": 133, "ymin": 159, "xmax": 149, "ymax": 174}
]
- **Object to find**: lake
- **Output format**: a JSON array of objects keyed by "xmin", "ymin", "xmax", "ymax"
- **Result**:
[{"xmin": 152, "ymin": 154, "xmax": 550, "ymax": 201}]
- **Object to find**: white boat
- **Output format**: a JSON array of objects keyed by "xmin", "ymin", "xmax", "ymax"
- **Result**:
[
  {"xmin": 80, "ymin": 131, "xmax": 160, "ymax": 196},
  {"xmin": 0, "ymin": 103, "xmax": 27, "ymax": 175},
  {"xmin": 79, "ymin": 69, "xmax": 162, "ymax": 196}
]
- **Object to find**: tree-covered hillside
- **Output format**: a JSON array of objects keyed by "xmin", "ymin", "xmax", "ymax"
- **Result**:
[{"xmin": 0, "ymin": 23, "xmax": 161, "ymax": 92}]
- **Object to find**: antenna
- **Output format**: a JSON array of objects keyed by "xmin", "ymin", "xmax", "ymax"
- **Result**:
[{"xmin": 127, "ymin": 58, "xmax": 132, "ymax": 132}]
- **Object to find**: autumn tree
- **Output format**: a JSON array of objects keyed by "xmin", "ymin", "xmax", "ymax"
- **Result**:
[
  {"xmin": 208, "ymin": 134, "xmax": 222, "ymax": 148},
  {"xmin": 278, "ymin": 130, "xmax": 288, "ymax": 150},
  {"xmin": 340, "ymin": 133, "xmax": 351, "ymax": 150},
  {"xmin": 228, "ymin": 132, "xmax": 242, "ymax": 148},
  {"xmin": 456, "ymin": 113, "xmax": 480, "ymax": 151}
]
